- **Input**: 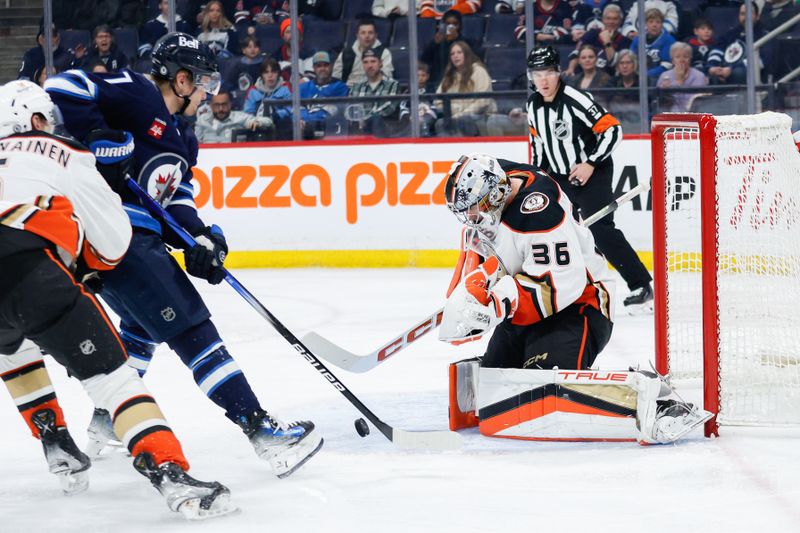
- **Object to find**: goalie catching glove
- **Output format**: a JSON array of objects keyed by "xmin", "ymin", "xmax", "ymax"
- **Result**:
[
  {"xmin": 184, "ymin": 224, "xmax": 228, "ymax": 284},
  {"xmin": 85, "ymin": 129, "xmax": 135, "ymax": 194},
  {"xmin": 440, "ymin": 255, "xmax": 519, "ymax": 343}
]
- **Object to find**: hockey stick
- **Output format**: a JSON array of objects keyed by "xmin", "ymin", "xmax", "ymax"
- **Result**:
[
  {"xmin": 302, "ymin": 180, "xmax": 652, "ymax": 373},
  {"xmin": 126, "ymin": 179, "xmax": 461, "ymax": 450}
]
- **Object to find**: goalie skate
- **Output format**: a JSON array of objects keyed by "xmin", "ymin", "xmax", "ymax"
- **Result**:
[
  {"xmin": 638, "ymin": 399, "xmax": 713, "ymax": 444},
  {"xmin": 133, "ymin": 453, "xmax": 236, "ymax": 520},
  {"xmin": 237, "ymin": 410, "xmax": 324, "ymax": 479},
  {"xmin": 31, "ymin": 409, "xmax": 91, "ymax": 495},
  {"xmin": 84, "ymin": 408, "xmax": 125, "ymax": 458}
]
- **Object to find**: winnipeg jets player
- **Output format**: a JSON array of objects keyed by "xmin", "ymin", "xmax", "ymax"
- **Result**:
[
  {"xmin": 0, "ymin": 80, "xmax": 233, "ymax": 519},
  {"xmin": 441, "ymin": 153, "xmax": 712, "ymax": 444},
  {"xmin": 42, "ymin": 33, "xmax": 322, "ymax": 477}
]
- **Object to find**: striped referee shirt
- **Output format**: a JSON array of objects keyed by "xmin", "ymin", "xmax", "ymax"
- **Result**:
[{"xmin": 526, "ymin": 82, "xmax": 622, "ymax": 176}]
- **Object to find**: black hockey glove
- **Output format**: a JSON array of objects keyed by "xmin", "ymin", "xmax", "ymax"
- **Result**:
[
  {"xmin": 184, "ymin": 225, "xmax": 228, "ymax": 285},
  {"xmin": 85, "ymin": 129, "xmax": 135, "ymax": 194},
  {"xmin": 73, "ymin": 257, "xmax": 104, "ymax": 294}
]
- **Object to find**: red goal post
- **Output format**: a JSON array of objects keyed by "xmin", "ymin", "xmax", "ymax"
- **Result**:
[{"xmin": 651, "ymin": 112, "xmax": 800, "ymax": 438}]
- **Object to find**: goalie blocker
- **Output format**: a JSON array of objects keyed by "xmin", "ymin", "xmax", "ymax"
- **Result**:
[{"xmin": 449, "ymin": 359, "xmax": 712, "ymax": 444}]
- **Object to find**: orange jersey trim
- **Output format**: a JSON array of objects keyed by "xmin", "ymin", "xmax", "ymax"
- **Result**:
[{"xmin": 592, "ymin": 113, "xmax": 621, "ymax": 134}]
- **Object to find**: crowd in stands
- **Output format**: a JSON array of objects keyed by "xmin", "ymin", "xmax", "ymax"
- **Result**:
[{"xmin": 16, "ymin": 0, "xmax": 800, "ymax": 142}]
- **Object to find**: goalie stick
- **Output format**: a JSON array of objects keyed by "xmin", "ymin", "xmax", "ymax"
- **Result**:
[
  {"xmin": 126, "ymin": 179, "xmax": 461, "ymax": 451},
  {"xmin": 302, "ymin": 180, "xmax": 652, "ymax": 373}
]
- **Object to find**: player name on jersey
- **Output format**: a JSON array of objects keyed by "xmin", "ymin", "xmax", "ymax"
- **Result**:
[{"xmin": 0, "ymin": 138, "xmax": 71, "ymax": 168}]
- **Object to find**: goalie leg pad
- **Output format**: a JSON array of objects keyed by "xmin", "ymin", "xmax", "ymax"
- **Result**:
[
  {"xmin": 448, "ymin": 357, "xmax": 481, "ymax": 430},
  {"xmin": 477, "ymin": 368, "xmax": 639, "ymax": 441}
]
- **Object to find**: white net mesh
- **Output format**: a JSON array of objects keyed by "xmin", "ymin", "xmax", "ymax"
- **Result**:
[{"xmin": 661, "ymin": 112, "xmax": 800, "ymax": 426}]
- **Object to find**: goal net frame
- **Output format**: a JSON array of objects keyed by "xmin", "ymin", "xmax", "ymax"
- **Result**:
[{"xmin": 651, "ymin": 112, "xmax": 800, "ymax": 438}]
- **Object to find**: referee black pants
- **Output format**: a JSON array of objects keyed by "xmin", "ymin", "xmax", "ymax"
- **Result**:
[{"xmin": 553, "ymin": 161, "xmax": 652, "ymax": 291}]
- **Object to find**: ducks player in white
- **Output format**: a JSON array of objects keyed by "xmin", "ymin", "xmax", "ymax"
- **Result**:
[
  {"xmin": 440, "ymin": 153, "xmax": 712, "ymax": 444},
  {"xmin": 0, "ymin": 80, "xmax": 234, "ymax": 519}
]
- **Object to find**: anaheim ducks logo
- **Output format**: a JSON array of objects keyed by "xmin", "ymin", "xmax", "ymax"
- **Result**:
[{"xmin": 521, "ymin": 192, "xmax": 549, "ymax": 214}]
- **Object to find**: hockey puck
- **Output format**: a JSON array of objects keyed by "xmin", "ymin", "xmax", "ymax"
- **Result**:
[{"xmin": 354, "ymin": 418, "xmax": 370, "ymax": 437}]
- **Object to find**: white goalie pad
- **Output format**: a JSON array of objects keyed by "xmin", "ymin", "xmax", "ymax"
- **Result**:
[{"xmin": 476, "ymin": 368, "xmax": 641, "ymax": 441}]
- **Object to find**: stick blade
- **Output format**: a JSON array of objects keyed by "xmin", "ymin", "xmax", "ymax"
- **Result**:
[
  {"xmin": 301, "ymin": 332, "xmax": 376, "ymax": 373},
  {"xmin": 391, "ymin": 429, "xmax": 463, "ymax": 450}
]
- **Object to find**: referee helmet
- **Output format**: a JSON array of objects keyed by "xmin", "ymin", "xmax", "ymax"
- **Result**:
[{"xmin": 527, "ymin": 46, "xmax": 560, "ymax": 71}]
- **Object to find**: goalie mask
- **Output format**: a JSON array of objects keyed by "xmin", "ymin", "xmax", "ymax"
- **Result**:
[{"xmin": 444, "ymin": 154, "xmax": 510, "ymax": 240}]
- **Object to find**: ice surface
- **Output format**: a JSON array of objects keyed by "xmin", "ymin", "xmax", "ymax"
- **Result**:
[{"xmin": 2, "ymin": 269, "xmax": 798, "ymax": 532}]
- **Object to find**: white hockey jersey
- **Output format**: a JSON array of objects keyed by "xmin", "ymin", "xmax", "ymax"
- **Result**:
[
  {"xmin": 467, "ymin": 161, "xmax": 615, "ymax": 326},
  {"xmin": 0, "ymin": 132, "xmax": 131, "ymax": 270}
]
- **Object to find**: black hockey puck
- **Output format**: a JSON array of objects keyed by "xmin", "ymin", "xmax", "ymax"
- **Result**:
[{"xmin": 354, "ymin": 418, "xmax": 369, "ymax": 437}]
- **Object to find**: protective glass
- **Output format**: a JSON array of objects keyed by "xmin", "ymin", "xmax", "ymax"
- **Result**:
[{"xmin": 194, "ymin": 71, "xmax": 221, "ymax": 95}]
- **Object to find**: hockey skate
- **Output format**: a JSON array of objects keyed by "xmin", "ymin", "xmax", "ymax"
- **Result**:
[
  {"xmin": 84, "ymin": 408, "xmax": 125, "ymax": 458},
  {"xmin": 31, "ymin": 409, "xmax": 91, "ymax": 495},
  {"xmin": 623, "ymin": 284, "xmax": 653, "ymax": 315},
  {"xmin": 133, "ymin": 452, "xmax": 236, "ymax": 520},
  {"xmin": 237, "ymin": 409, "xmax": 323, "ymax": 479}
]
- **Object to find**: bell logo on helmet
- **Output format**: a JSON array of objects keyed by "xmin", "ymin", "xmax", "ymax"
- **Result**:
[{"xmin": 178, "ymin": 35, "xmax": 199, "ymax": 49}]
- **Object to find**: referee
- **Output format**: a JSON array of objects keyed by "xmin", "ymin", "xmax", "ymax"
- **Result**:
[{"xmin": 525, "ymin": 46, "xmax": 653, "ymax": 311}]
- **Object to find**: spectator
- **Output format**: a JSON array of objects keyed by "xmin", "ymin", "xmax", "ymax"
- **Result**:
[
  {"xmin": 564, "ymin": 0, "xmax": 604, "ymax": 44},
  {"xmin": 419, "ymin": 0, "xmax": 482, "ymax": 19},
  {"xmin": 333, "ymin": 19, "xmax": 394, "ymax": 88},
  {"xmin": 656, "ymin": 42, "xmax": 708, "ymax": 112},
  {"xmin": 274, "ymin": 18, "xmax": 313, "ymax": 85},
  {"xmin": 514, "ymin": 0, "xmax": 572, "ymax": 44},
  {"xmin": 685, "ymin": 18, "xmax": 716, "ymax": 75},
  {"xmin": 17, "ymin": 25, "xmax": 76, "ymax": 82},
  {"xmin": 567, "ymin": 44, "xmax": 612, "ymax": 89},
  {"xmin": 421, "ymin": 9, "xmax": 482, "ymax": 88},
  {"xmin": 565, "ymin": 4, "xmax": 630, "ymax": 77},
  {"xmin": 197, "ymin": 0, "xmax": 239, "ymax": 59},
  {"xmin": 226, "ymin": 36, "xmax": 264, "ymax": 95},
  {"xmin": 299, "ymin": 51, "xmax": 349, "ymax": 139},
  {"xmin": 399, "ymin": 61, "xmax": 438, "ymax": 136},
  {"xmin": 494, "ymin": 0, "xmax": 524, "ymax": 13},
  {"xmin": 372, "ymin": 0, "xmax": 409, "ymax": 18},
  {"xmin": 761, "ymin": 0, "xmax": 800, "ymax": 33},
  {"xmin": 244, "ymin": 57, "xmax": 292, "ymax": 138},
  {"xmin": 708, "ymin": 3, "xmax": 775, "ymax": 84},
  {"xmin": 234, "ymin": 1, "xmax": 286, "ymax": 27},
  {"xmin": 348, "ymin": 49, "xmax": 401, "ymax": 136},
  {"xmin": 630, "ymin": 8, "xmax": 676, "ymax": 81},
  {"xmin": 434, "ymin": 40, "xmax": 496, "ymax": 137},
  {"xmin": 195, "ymin": 91, "xmax": 272, "ymax": 143},
  {"xmin": 621, "ymin": 0, "xmax": 679, "ymax": 38},
  {"xmin": 610, "ymin": 49, "xmax": 639, "ymax": 89},
  {"xmin": 84, "ymin": 58, "xmax": 110, "ymax": 74},
  {"xmin": 75, "ymin": 25, "xmax": 129, "ymax": 73},
  {"xmin": 139, "ymin": 0, "xmax": 195, "ymax": 58}
]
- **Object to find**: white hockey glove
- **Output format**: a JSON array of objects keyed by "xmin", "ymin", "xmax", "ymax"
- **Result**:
[{"xmin": 440, "ymin": 256, "xmax": 519, "ymax": 344}]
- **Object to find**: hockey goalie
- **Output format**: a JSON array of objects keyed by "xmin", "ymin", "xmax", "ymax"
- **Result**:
[{"xmin": 440, "ymin": 153, "xmax": 712, "ymax": 444}]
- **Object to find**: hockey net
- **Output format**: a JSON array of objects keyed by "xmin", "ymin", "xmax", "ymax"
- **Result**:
[{"xmin": 652, "ymin": 112, "xmax": 800, "ymax": 436}]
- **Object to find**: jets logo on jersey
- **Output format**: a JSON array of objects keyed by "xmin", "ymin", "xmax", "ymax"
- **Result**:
[
  {"xmin": 138, "ymin": 153, "xmax": 188, "ymax": 205},
  {"xmin": 521, "ymin": 192, "xmax": 549, "ymax": 214},
  {"xmin": 148, "ymin": 117, "xmax": 167, "ymax": 139}
]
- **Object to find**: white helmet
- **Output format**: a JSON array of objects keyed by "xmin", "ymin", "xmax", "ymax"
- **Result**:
[
  {"xmin": 0, "ymin": 80, "xmax": 58, "ymax": 138},
  {"xmin": 444, "ymin": 153, "xmax": 510, "ymax": 239}
]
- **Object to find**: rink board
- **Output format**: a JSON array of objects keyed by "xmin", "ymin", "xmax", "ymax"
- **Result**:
[{"xmin": 194, "ymin": 136, "xmax": 653, "ymax": 267}]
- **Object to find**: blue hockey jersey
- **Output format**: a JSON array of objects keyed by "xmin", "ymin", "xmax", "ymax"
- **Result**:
[{"xmin": 44, "ymin": 68, "xmax": 203, "ymax": 239}]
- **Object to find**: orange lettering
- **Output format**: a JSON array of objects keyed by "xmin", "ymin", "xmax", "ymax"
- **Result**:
[
  {"xmin": 291, "ymin": 164, "xmax": 332, "ymax": 207},
  {"xmin": 212, "ymin": 166, "xmax": 224, "ymax": 209},
  {"xmin": 386, "ymin": 162, "xmax": 398, "ymax": 206},
  {"xmin": 226, "ymin": 166, "xmax": 257, "ymax": 208},
  {"xmin": 345, "ymin": 163, "xmax": 385, "ymax": 224},
  {"xmin": 399, "ymin": 161, "xmax": 429, "ymax": 205},
  {"xmin": 258, "ymin": 165, "xmax": 291, "ymax": 208},
  {"xmin": 193, "ymin": 167, "xmax": 210, "ymax": 208},
  {"xmin": 431, "ymin": 160, "xmax": 455, "ymax": 205}
]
